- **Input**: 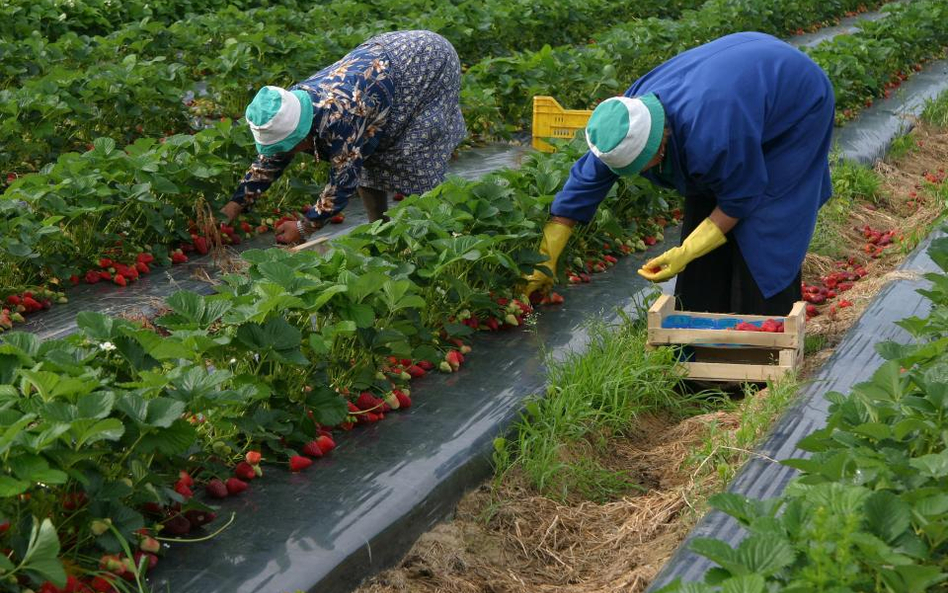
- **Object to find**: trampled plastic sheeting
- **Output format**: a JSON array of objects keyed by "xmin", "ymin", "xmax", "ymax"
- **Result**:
[
  {"xmin": 834, "ymin": 58, "xmax": 948, "ymax": 164},
  {"xmin": 647, "ymin": 227, "xmax": 945, "ymax": 591},
  {"xmin": 146, "ymin": 227, "xmax": 682, "ymax": 593},
  {"xmin": 19, "ymin": 143, "xmax": 530, "ymax": 341}
]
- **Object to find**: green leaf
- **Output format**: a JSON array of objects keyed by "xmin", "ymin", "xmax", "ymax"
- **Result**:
[
  {"xmin": 910, "ymin": 452, "xmax": 948, "ymax": 478},
  {"xmin": 721, "ymin": 575, "xmax": 765, "ymax": 593},
  {"xmin": 145, "ymin": 398, "xmax": 185, "ymax": 428},
  {"xmin": 20, "ymin": 518, "xmax": 66, "ymax": 587},
  {"xmin": 851, "ymin": 422, "xmax": 892, "ymax": 441},
  {"xmin": 880, "ymin": 564, "xmax": 947, "ymax": 593},
  {"xmin": 76, "ymin": 311, "xmax": 115, "ymax": 341},
  {"xmin": 864, "ymin": 491, "xmax": 911, "ymax": 543},
  {"xmin": 137, "ymin": 419, "xmax": 196, "ymax": 455},
  {"xmin": 734, "ymin": 534, "xmax": 795, "ymax": 576},
  {"xmin": 76, "ymin": 392, "xmax": 115, "ymax": 419},
  {"xmin": 70, "ymin": 418, "xmax": 125, "ymax": 447},
  {"xmin": 0, "ymin": 475, "xmax": 31, "ymax": 496}
]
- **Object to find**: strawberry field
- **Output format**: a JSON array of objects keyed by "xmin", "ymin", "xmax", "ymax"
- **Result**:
[{"xmin": 2, "ymin": 0, "xmax": 948, "ymax": 592}]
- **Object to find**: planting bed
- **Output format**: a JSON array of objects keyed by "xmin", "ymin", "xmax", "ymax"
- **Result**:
[{"xmin": 145, "ymin": 235, "xmax": 677, "ymax": 593}]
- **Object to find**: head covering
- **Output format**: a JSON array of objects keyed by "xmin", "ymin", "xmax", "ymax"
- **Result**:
[
  {"xmin": 245, "ymin": 86, "xmax": 314, "ymax": 155},
  {"xmin": 585, "ymin": 94, "xmax": 665, "ymax": 176}
]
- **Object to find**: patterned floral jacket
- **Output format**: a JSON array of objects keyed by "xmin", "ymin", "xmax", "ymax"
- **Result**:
[{"xmin": 230, "ymin": 44, "xmax": 394, "ymax": 223}]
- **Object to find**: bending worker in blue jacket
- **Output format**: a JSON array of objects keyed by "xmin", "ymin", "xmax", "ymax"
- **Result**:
[{"xmin": 524, "ymin": 32, "xmax": 835, "ymax": 315}]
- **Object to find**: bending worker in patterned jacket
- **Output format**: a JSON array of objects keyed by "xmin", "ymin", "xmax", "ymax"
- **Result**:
[
  {"xmin": 523, "ymin": 32, "xmax": 836, "ymax": 316},
  {"xmin": 220, "ymin": 30, "xmax": 467, "ymax": 243}
]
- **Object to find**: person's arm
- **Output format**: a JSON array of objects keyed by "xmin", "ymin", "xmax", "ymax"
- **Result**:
[
  {"xmin": 222, "ymin": 152, "xmax": 296, "ymax": 221},
  {"xmin": 304, "ymin": 113, "xmax": 380, "ymax": 224},
  {"xmin": 549, "ymin": 151, "xmax": 619, "ymax": 224}
]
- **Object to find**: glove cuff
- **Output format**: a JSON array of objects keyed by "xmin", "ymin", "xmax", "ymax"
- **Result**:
[
  {"xmin": 538, "ymin": 220, "xmax": 573, "ymax": 276},
  {"xmin": 681, "ymin": 218, "xmax": 727, "ymax": 260}
]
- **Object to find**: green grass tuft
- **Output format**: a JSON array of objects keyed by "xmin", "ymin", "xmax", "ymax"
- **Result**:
[
  {"xmin": 492, "ymin": 313, "xmax": 722, "ymax": 502},
  {"xmin": 922, "ymin": 88, "xmax": 948, "ymax": 127}
]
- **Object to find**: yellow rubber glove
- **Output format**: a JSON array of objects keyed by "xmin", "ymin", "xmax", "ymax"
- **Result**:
[
  {"xmin": 522, "ymin": 220, "xmax": 573, "ymax": 299},
  {"xmin": 637, "ymin": 218, "xmax": 726, "ymax": 282}
]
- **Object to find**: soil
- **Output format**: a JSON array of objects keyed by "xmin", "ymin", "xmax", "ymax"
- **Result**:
[{"xmin": 353, "ymin": 121, "xmax": 948, "ymax": 593}]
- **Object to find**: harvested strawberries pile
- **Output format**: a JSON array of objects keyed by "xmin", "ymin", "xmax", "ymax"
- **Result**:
[
  {"xmin": 733, "ymin": 319, "xmax": 785, "ymax": 332},
  {"xmin": 2, "ymin": 288, "xmax": 67, "ymax": 330},
  {"xmin": 803, "ymin": 256, "xmax": 865, "ymax": 318},
  {"xmin": 859, "ymin": 225, "xmax": 899, "ymax": 259}
]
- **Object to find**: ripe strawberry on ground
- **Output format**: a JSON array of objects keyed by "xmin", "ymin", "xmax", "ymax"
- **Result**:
[
  {"xmin": 315, "ymin": 435, "xmax": 336, "ymax": 453},
  {"xmin": 394, "ymin": 390, "xmax": 412, "ymax": 408},
  {"xmin": 206, "ymin": 479, "xmax": 228, "ymax": 499},
  {"xmin": 417, "ymin": 360, "xmax": 434, "ymax": 371},
  {"xmin": 289, "ymin": 455, "xmax": 313, "ymax": 472},
  {"xmin": 406, "ymin": 364, "xmax": 426, "ymax": 378},
  {"xmin": 301, "ymin": 441, "xmax": 324, "ymax": 458},
  {"xmin": 163, "ymin": 514, "xmax": 192, "ymax": 535},
  {"xmin": 234, "ymin": 461, "xmax": 256, "ymax": 481},
  {"xmin": 113, "ymin": 274, "xmax": 127, "ymax": 287},
  {"xmin": 183, "ymin": 509, "xmax": 215, "ymax": 527},
  {"xmin": 356, "ymin": 392, "xmax": 382, "ymax": 411},
  {"xmin": 225, "ymin": 478, "xmax": 248, "ymax": 495}
]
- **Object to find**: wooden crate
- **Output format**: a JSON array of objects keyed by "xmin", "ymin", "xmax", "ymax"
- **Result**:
[{"xmin": 646, "ymin": 295, "xmax": 806, "ymax": 382}]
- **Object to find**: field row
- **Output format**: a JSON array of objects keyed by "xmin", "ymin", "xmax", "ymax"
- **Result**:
[{"xmin": 0, "ymin": 0, "xmax": 883, "ymax": 172}]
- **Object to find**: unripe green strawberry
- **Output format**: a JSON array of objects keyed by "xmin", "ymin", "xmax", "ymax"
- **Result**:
[
  {"xmin": 383, "ymin": 392, "xmax": 400, "ymax": 409},
  {"xmin": 439, "ymin": 361, "xmax": 453, "ymax": 373},
  {"xmin": 505, "ymin": 314, "xmax": 519, "ymax": 326},
  {"xmin": 140, "ymin": 536, "xmax": 160, "ymax": 553},
  {"xmin": 91, "ymin": 518, "xmax": 111, "ymax": 536}
]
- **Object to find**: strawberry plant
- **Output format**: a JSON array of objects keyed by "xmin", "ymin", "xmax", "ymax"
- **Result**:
[{"xmin": 658, "ymin": 231, "xmax": 948, "ymax": 593}]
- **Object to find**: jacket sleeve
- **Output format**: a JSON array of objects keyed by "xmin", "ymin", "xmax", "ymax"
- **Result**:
[
  {"xmin": 230, "ymin": 153, "xmax": 296, "ymax": 210},
  {"xmin": 549, "ymin": 151, "xmax": 618, "ymax": 223}
]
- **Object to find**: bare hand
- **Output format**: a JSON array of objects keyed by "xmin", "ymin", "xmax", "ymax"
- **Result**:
[
  {"xmin": 275, "ymin": 221, "xmax": 302, "ymax": 244},
  {"xmin": 220, "ymin": 201, "xmax": 243, "ymax": 223}
]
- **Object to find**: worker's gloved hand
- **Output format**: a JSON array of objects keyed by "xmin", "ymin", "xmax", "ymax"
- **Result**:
[
  {"xmin": 220, "ymin": 200, "xmax": 244, "ymax": 223},
  {"xmin": 522, "ymin": 220, "xmax": 573, "ymax": 300},
  {"xmin": 638, "ymin": 218, "xmax": 726, "ymax": 282}
]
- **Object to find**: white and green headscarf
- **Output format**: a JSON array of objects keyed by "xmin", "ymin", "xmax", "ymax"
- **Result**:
[
  {"xmin": 245, "ymin": 86, "xmax": 314, "ymax": 155},
  {"xmin": 585, "ymin": 94, "xmax": 665, "ymax": 176}
]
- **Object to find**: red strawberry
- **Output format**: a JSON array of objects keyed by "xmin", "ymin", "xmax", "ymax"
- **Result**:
[
  {"xmin": 174, "ymin": 479, "xmax": 193, "ymax": 499},
  {"xmin": 406, "ymin": 365, "xmax": 426, "ymax": 378},
  {"xmin": 225, "ymin": 478, "xmax": 248, "ymax": 495},
  {"xmin": 485, "ymin": 317, "xmax": 500, "ymax": 331},
  {"xmin": 839, "ymin": 299, "xmax": 853, "ymax": 308},
  {"xmin": 99, "ymin": 258, "xmax": 113, "ymax": 268},
  {"xmin": 6, "ymin": 295, "xmax": 20, "ymax": 306},
  {"xmin": 289, "ymin": 455, "xmax": 312, "ymax": 472},
  {"xmin": 315, "ymin": 435, "xmax": 336, "ymax": 454},
  {"xmin": 194, "ymin": 236, "xmax": 209, "ymax": 255},
  {"xmin": 240, "ymin": 221, "xmax": 252, "ymax": 233},
  {"xmin": 133, "ymin": 551, "xmax": 159, "ymax": 573},
  {"xmin": 246, "ymin": 450, "xmax": 262, "ymax": 465},
  {"xmin": 137, "ymin": 252, "xmax": 155, "ymax": 264},
  {"xmin": 113, "ymin": 274, "xmax": 127, "ymax": 287},
  {"xmin": 85, "ymin": 270, "xmax": 101, "ymax": 284},
  {"xmin": 91, "ymin": 576, "xmax": 117, "ymax": 592},
  {"xmin": 356, "ymin": 392, "xmax": 381, "ymax": 411},
  {"xmin": 417, "ymin": 360, "xmax": 435, "ymax": 371},
  {"xmin": 136, "ymin": 261, "xmax": 150, "ymax": 274},
  {"xmin": 393, "ymin": 192, "xmax": 405, "ymax": 201},
  {"xmin": 394, "ymin": 390, "xmax": 412, "ymax": 408},
  {"xmin": 183, "ymin": 509, "xmax": 216, "ymax": 527},
  {"xmin": 162, "ymin": 514, "xmax": 191, "ymax": 535},
  {"xmin": 206, "ymin": 479, "xmax": 228, "ymax": 499},
  {"xmin": 330, "ymin": 214, "xmax": 345, "ymax": 224},
  {"xmin": 178, "ymin": 471, "xmax": 194, "ymax": 487},
  {"xmin": 301, "ymin": 441, "xmax": 324, "ymax": 458},
  {"xmin": 233, "ymin": 461, "xmax": 256, "ymax": 481},
  {"xmin": 445, "ymin": 350, "xmax": 463, "ymax": 370},
  {"xmin": 62, "ymin": 491, "xmax": 87, "ymax": 510}
]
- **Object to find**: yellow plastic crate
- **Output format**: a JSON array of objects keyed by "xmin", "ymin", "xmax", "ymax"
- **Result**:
[{"xmin": 531, "ymin": 96, "xmax": 593, "ymax": 152}]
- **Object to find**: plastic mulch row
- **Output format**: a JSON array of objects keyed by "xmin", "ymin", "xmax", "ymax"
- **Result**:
[
  {"xmin": 146, "ymin": 227, "xmax": 682, "ymax": 593},
  {"xmin": 647, "ymin": 227, "xmax": 946, "ymax": 590}
]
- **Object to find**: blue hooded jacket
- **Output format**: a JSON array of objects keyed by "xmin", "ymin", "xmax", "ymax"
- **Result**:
[{"xmin": 551, "ymin": 32, "xmax": 835, "ymax": 298}]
